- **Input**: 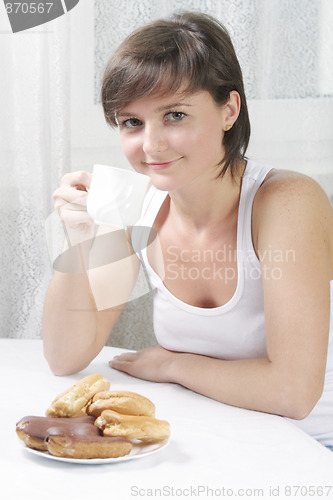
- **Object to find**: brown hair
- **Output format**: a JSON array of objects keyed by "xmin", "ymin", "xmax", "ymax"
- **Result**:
[{"xmin": 101, "ymin": 11, "xmax": 250, "ymax": 178}]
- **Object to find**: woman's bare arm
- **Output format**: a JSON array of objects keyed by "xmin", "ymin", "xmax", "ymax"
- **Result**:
[{"xmin": 42, "ymin": 171, "xmax": 139, "ymax": 375}]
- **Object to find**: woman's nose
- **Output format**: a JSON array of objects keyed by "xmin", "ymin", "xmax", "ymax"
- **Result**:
[{"xmin": 142, "ymin": 124, "xmax": 167, "ymax": 154}]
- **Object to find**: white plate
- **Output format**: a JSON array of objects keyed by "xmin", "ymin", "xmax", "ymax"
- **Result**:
[{"xmin": 21, "ymin": 439, "xmax": 169, "ymax": 464}]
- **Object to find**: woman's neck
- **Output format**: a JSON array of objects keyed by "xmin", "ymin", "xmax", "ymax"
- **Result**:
[{"xmin": 168, "ymin": 162, "xmax": 245, "ymax": 237}]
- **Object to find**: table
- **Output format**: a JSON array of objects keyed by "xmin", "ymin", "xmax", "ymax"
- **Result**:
[{"xmin": 1, "ymin": 339, "xmax": 333, "ymax": 500}]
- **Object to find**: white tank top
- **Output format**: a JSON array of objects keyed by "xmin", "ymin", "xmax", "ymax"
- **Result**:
[{"xmin": 133, "ymin": 159, "xmax": 333, "ymax": 446}]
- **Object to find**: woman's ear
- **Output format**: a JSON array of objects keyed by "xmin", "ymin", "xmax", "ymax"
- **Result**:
[{"xmin": 223, "ymin": 90, "xmax": 241, "ymax": 131}]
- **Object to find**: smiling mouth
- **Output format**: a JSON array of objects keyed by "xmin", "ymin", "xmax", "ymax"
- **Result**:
[{"xmin": 145, "ymin": 158, "xmax": 183, "ymax": 170}]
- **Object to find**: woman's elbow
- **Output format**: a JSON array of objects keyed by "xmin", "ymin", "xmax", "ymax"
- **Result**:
[
  {"xmin": 286, "ymin": 401, "xmax": 316, "ymax": 421},
  {"xmin": 43, "ymin": 348, "xmax": 91, "ymax": 377},
  {"xmin": 280, "ymin": 383, "xmax": 324, "ymax": 420},
  {"xmin": 48, "ymin": 363, "xmax": 86, "ymax": 377}
]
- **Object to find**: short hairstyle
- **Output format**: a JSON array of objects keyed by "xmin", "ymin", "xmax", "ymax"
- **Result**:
[{"xmin": 101, "ymin": 11, "xmax": 250, "ymax": 178}]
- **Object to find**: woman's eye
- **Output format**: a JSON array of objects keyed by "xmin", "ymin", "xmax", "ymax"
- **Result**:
[
  {"xmin": 166, "ymin": 111, "xmax": 185, "ymax": 121},
  {"xmin": 122, "ymin": 118, "xmax": 142, "ymax": 128}
]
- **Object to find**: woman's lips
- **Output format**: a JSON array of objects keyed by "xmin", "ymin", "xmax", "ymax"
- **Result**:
[{"xmin": 145, "ymin": 157, "xmax": 183, "ymax": 170}]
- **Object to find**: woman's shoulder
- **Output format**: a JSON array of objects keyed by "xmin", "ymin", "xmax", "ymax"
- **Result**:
[
  {"xmin": 255, "ymin": 168, "xmax": 332, "ymax": 213},
  {"xmin": 252, "ymin": 167, "xmax": 333, "ymax": 244}
]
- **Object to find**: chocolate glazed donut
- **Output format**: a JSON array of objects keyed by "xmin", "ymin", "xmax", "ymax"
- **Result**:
[
  {"xmin": 16, "ymin": 416, "xmax": 96, "ymax": 451},
  {"xmin": 16, "ymin": 415, "xmax": 132, "ymax": 459}
]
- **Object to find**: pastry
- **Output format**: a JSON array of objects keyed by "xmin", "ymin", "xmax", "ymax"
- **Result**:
[
  {"xmin": 88, "ymin": 390, "xmax": 155, "ymax": 418},
  {"xmin": 16, "ymin": 415, "xmax": 95, "ymax": 451},
  {"xmin": 46, "ymin": 423, "xmax": 132, "ymax": 459},
  {"xmin": 16, "ymin": 415, "xmax": 132, "ymax": 459},
  {"xmin": 45, "ymin": 373, "xmax": 110, "ymax": 417},
  {"xmin": 17, "ymin": 374, "xmax": 170, "ymax": 458},
  {"xmin": 95, "ymin": 409, "xmax": 170, "ymax": 442}
]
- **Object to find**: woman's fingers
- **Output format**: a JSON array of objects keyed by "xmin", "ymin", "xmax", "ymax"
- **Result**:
[
  {"xmin": 53, "ymin": 171, "xmax": 94, "ymax": 245},
  {"xmin": 61, "ymin": 170, "xmax": 92, "ymax": 190}
]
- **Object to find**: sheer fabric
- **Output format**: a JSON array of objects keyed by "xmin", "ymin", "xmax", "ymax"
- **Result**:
[
  {"xmin": 95, "ymin": 0, "xmax": 332, "ymax": 101},
  {"xmin": 0, "ymin": 14, "xmax": 70, "ymax": 338}
]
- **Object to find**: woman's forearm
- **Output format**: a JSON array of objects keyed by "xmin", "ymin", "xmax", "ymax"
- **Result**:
[
  {"xmin": 110, "ymin": 345, "xmax": 322, "ymax": 419},
  {"xmin": 42, "ymin": 270, "xmax": 109, "ymax": 375},
  {"xmin": 43, "ymin": 231, "xmax": 139, "ymax": 375},
  {"xmin": 167, "ymin": 352, "xmax": 320, "ymax": 419}
]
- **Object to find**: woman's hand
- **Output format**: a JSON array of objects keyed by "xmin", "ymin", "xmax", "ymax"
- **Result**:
[
  {"xmin": 109, "ymin": 346, "xmax": 177, "ymax": 383},
  {"xmin": 53, "ymin": 170, "xmax": 93, "ymax": 247}
]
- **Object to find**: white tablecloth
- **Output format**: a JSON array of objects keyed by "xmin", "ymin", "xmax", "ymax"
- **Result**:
[{"xmin": 1, "ymin": 339, "xmax": 333, "ymax": 500}]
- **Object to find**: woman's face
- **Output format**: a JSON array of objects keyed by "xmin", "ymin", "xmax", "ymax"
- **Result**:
[{"xmin": 117, "ymin": 89, "xmax": 229, "ymax": 192}]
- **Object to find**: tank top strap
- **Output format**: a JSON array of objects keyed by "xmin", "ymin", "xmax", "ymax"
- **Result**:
[{"xmin": 239, "ymin": 160, "xmax": 274, "ymax": 259}]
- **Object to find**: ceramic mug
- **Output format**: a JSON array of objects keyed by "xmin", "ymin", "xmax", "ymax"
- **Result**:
[{"xmin": 87, "ymin": 165, "xmax": 150, "ymax": 228}]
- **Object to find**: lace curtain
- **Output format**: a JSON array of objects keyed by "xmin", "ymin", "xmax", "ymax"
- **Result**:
[
  {"xmin": 0, "ymin": 13, "xmax": 70, "ymax": 338},
  {"xmin": 95, "ymin": 0, "xmax": 332, "ymax": 101},
  {"xmin": 0, "ymin": 0, "xmax": 332, "ymax": 341}
]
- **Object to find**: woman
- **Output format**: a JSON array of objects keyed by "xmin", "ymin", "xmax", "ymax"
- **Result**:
[{"xmin": 43, "ymin": 12, "xmax": 333, "ymax": 447}]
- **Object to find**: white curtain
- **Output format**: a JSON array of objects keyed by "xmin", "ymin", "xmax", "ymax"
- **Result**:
[
  {"xmin": 0, "ymin": 12, "xmax": 70, "ymax": 338},
  {"xmin": 95, "ymin": 0, "xmax": 332, "ymax": 100},
  {"xmin": 0, "ymin": 0, "xmax": 332, "ymax": 341}
]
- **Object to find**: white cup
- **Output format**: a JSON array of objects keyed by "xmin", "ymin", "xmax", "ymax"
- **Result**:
[{"xmin": 87, "ymin": 165, "xmax": 150, "ymax": 228}]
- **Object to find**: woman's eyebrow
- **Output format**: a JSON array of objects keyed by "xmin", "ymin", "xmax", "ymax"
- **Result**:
[
  {"xmin": 155, "ymin": 102, "xmax": 192, "ymax": 112},
  {"xmin": 116, "ymin": 111, "xmax": 137, "ymax": 118},
  {"xmin": 117, "ymin": 102, "xmax": 192, "ymax": 118}
]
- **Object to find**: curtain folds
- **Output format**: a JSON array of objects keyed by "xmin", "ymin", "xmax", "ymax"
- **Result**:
[
  {"xmin": 0, "ymin": 16, "xmax": 70, "ymax": 338},
  {"xmin": 95, "ymin": 0, "xmax": 333, "ymax": 101}
]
